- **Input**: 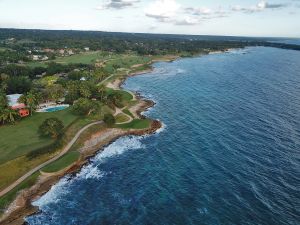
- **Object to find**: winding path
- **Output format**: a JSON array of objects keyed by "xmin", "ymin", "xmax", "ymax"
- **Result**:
[{"xmin": 0, "ymin": 121, "xmax": 103, "ymax": 198}]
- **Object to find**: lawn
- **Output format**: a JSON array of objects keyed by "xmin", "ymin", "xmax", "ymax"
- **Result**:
[
  {"xmin": 0, "ymin": 115, "xmax": 95, "ymax": 191},
  {"xmin": 54, "ymin": 51, "xmax": 104, "ymax": 64},
  {"xmin": 115, "ymin": 119, "xmax": 151, "ymax": 129},
  {"xmin": 122, "ymin": 108, "xmax": 134, "ymax": 118},
  {"xmin": 0, "ymin": 108, "xmax": 78, "ymax": 165},
  {"xmin": 41, "ymin": 151, "xmax": 80, "ymax": 173},
  {"xmin": 26, "ymin": 51, "xmax": 106, "ymax": 68},
  {"xmin": 27, "ymin": 61, "xmax": 48, "ymax": 68},
  {"xmin": 115, "ymin": 113, "xmax": 131, "ymax": 123}
]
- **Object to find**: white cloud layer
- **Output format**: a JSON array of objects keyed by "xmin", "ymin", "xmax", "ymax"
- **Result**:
[{"xmin": 232, "ymin": 0, "xmax": 287, "ymax": 13}]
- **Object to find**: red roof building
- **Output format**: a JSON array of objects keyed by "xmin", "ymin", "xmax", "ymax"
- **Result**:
[{"xmin": 7, "ymin": 95, "xmax": 30, "ymax": 118}]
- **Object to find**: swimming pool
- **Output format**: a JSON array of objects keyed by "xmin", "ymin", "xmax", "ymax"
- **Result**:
[{"xmin": 39, "ymin": 104, "xmax": 69, "ymax": 112}]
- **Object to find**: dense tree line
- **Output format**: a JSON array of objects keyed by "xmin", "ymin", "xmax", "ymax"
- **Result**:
[
  {"xmin": 1, "ymin": 29, "xmax": 299, "ymax": 56},
  {"xmin": 0, "ymin": 63, "xmax": 93, "ymax": 94}
]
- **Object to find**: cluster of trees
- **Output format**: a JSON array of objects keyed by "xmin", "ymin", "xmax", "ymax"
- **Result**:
[
  {"xmin": 0, "ymin": 92, "xmax": 18, "ymax": 124},
  {"xmin": 0, "ymin": 90, "xmax": 42, "ymax": 125},
  {"xmin": 70, "ymin": 84, "xmax": 123, "ymax": 117},
  {"xmin": 18, "ymin": 91, "xmax": 42, "ymax": 115},
  {"xmin": 39, "ymin": 117, "xmax": 64, "ymax": 139},
  {"xmin": 0, "ymin": 63, "xmax": 93, "ymax": 95},
  {"xmin": 0, "ymin": 49, "xmax": 29, "ymax": 65}
]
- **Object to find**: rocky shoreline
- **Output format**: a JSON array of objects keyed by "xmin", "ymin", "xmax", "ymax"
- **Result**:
[
  {"xmin": 0, "ymin": 51, "xmax": 236, "ymax": 225},
  {"xmin": 0, "ymin": 69, "xmax": 162, "ymax": 225}
]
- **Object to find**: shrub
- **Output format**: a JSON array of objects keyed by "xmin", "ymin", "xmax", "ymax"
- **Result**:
[
  {"xmin": 103, "ymin": 113, "xmax": 115, "ymax": 126},
  {"xmin": 39, "ymin": 117, "xmax": 64, "ymax": 139}
]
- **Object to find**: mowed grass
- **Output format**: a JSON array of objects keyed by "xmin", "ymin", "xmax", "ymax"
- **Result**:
[
  {"xmin": 103, "ymin": 55, "xmax": 151, "ymax": 74},
  {"xmin": 54, "ymin": 51, "xmax": 104, "ymax": 64},
  {"xmin": 27, "ymin": 51, "xmax": 106, "ymax": 68},
  {"xmin": 26, "ymin": 61, "xmax": 48, "ymax": 68},
  {"xmin": 41, "ymin": 151, "xmax": 80, "ymax": 173},
  {"xmin": 0, "ymin": 108, "xmax": 78, "ymax": 164},
  {"xmin": 0, "ymin": 116, "xmax": 94, "ymax": 191},
  {"xmin": 122, "ymin": 108, "xmax": 134, "ymax": 118},
  {"xmin": 115, "ymin": 119, "xmax": 151, "ymax": 129},
  {"xmin": 115, "ymin": 113, "xmax": 131, "ymax": 123}
]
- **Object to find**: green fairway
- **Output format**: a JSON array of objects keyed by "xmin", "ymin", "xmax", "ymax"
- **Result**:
[
  {"xmin": 27, "ymin": 61, "xmax": 48, "ymax": 68},
  {"xmin": 54, "ymin": 51, "xmax": 104, "ymax": 64},
  {"xmin": 115, "ymin": 113, "xmax": 131, "ymax": 123},
  {"xmin": 41, "ymin": 151, "xmax": 80, "ymax": 173},
  {"xmin": 26, "ymin": 51, "xmax": 105, "ymax": 68},
  {"xmin": 122, "ymin": 108, "xmax": 134, "ymax": 118},
  {"xmin": 115, "ymin": 119, "xmax": 151, "ymax": 129},
  {"xmin": 0, "ymin": 108, "xmax": 78, "ymax": 165}
]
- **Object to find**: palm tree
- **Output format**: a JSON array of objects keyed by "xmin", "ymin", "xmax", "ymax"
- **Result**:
[
  {"xmin": 19, "ymin": 91, "xmax": 39, "ymax": 116},
  {"xmin": 0, "ymin": 108, "xmax": 18, "ymax": 124},
  {"xmin": 0, "ymin": 93, "xmax": 8, "ymax": 108},
  {"xmin": 97, "ymin": 84, "xmax": 106, "ymax": 101},
  {"xmin": 79, "ymin": 84, "xmax": 91, "ymax": 98},
  {"xmin": 0, "ymin": 109, "xmax": 7, "ymax": 124}
]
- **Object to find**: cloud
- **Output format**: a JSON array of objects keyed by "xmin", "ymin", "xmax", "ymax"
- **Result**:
[
  {"xmin": 145, "ymin": 0, "xmax": 229, "ymax": 26},
  {"xmin": 184, "ymin": 6, "xmax": 228, "ymax": 21},
  {"xmin": 175, "ymin": 17, "xmax": 200, "ymax": 25},
  {"xmin": 145, "ymin": 0, "xmax": 181, "ymax": 21},
  {"xmin": 96, "ymin": 0, "xmax": 140, "ymax": 10},
  {"xmin": 145, "ymin": 0, "xmax": 290, "ymax": 26},
  {"xmin": 232, "ymin": 1, "xmax": 287, "ymax": 13},
  {"xmin": 185, "ymin": 7, "xmax": 213, "ymax": 16}
]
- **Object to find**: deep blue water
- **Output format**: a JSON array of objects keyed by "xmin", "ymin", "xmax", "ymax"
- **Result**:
[{"xmin": 26, "ymin": 47, "xmax": 300, "ymax": 225}]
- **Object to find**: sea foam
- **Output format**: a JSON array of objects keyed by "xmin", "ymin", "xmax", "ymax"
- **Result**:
[{"xmin": 31, "ymin": 136, "xmax": 146, "ymax": 210}]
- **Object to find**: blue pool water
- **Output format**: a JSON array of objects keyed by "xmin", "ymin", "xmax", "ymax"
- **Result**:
[
  {"xmin": 44, "ymin": 105, "xmax": 69, "ymax": 112},
  {"xmin": 26, "ymin": 47, "xmax": 300, "ymax": 225}
]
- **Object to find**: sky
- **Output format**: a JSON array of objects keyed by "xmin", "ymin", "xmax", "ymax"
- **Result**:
[{"xmin": 0, "ymin": 0, "xmax": 299, "ymax": 37}]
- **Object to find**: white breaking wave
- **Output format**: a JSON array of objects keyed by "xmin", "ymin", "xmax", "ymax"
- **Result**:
[
  {"xmin": 31, "ymin": 136, "xmax": 146, "ymax": 210},
  {"xmin": 32, "ymin": 175, "xmax": 73, "ymax": 207},
  {"xmin": 93, "ymin": 136, "xmax": 145, "ymax": 162},
  {"xmin": 154, "ymin": 121, "xmax": 167, "ymax": 134},
  {"xmin": 77, "ymin": 164, "xmax": 106, "ymax": 180}
]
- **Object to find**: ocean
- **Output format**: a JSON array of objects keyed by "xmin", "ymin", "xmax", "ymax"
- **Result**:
[{"xmin": 26, "ymin": 47, "xmax": 300, "ymax": 225}]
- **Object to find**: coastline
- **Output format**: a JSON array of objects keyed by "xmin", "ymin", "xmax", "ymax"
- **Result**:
[
  {"xmin": 0, "ymin": 49, "xmax": 234, "ymax": 224},
  {"xmin": 0, "ymin": 58, "xmax": 170, "ymax": 225}
]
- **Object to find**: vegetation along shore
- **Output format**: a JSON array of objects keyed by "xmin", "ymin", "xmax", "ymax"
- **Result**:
[{"xmin": 0, "ymin": 29, "xmax": 300, "ymax": 224}]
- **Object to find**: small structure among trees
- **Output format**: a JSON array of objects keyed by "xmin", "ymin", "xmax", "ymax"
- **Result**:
[{"xmin": 7, "ymin": 94, "xmax": 29, "ymax": 117}]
